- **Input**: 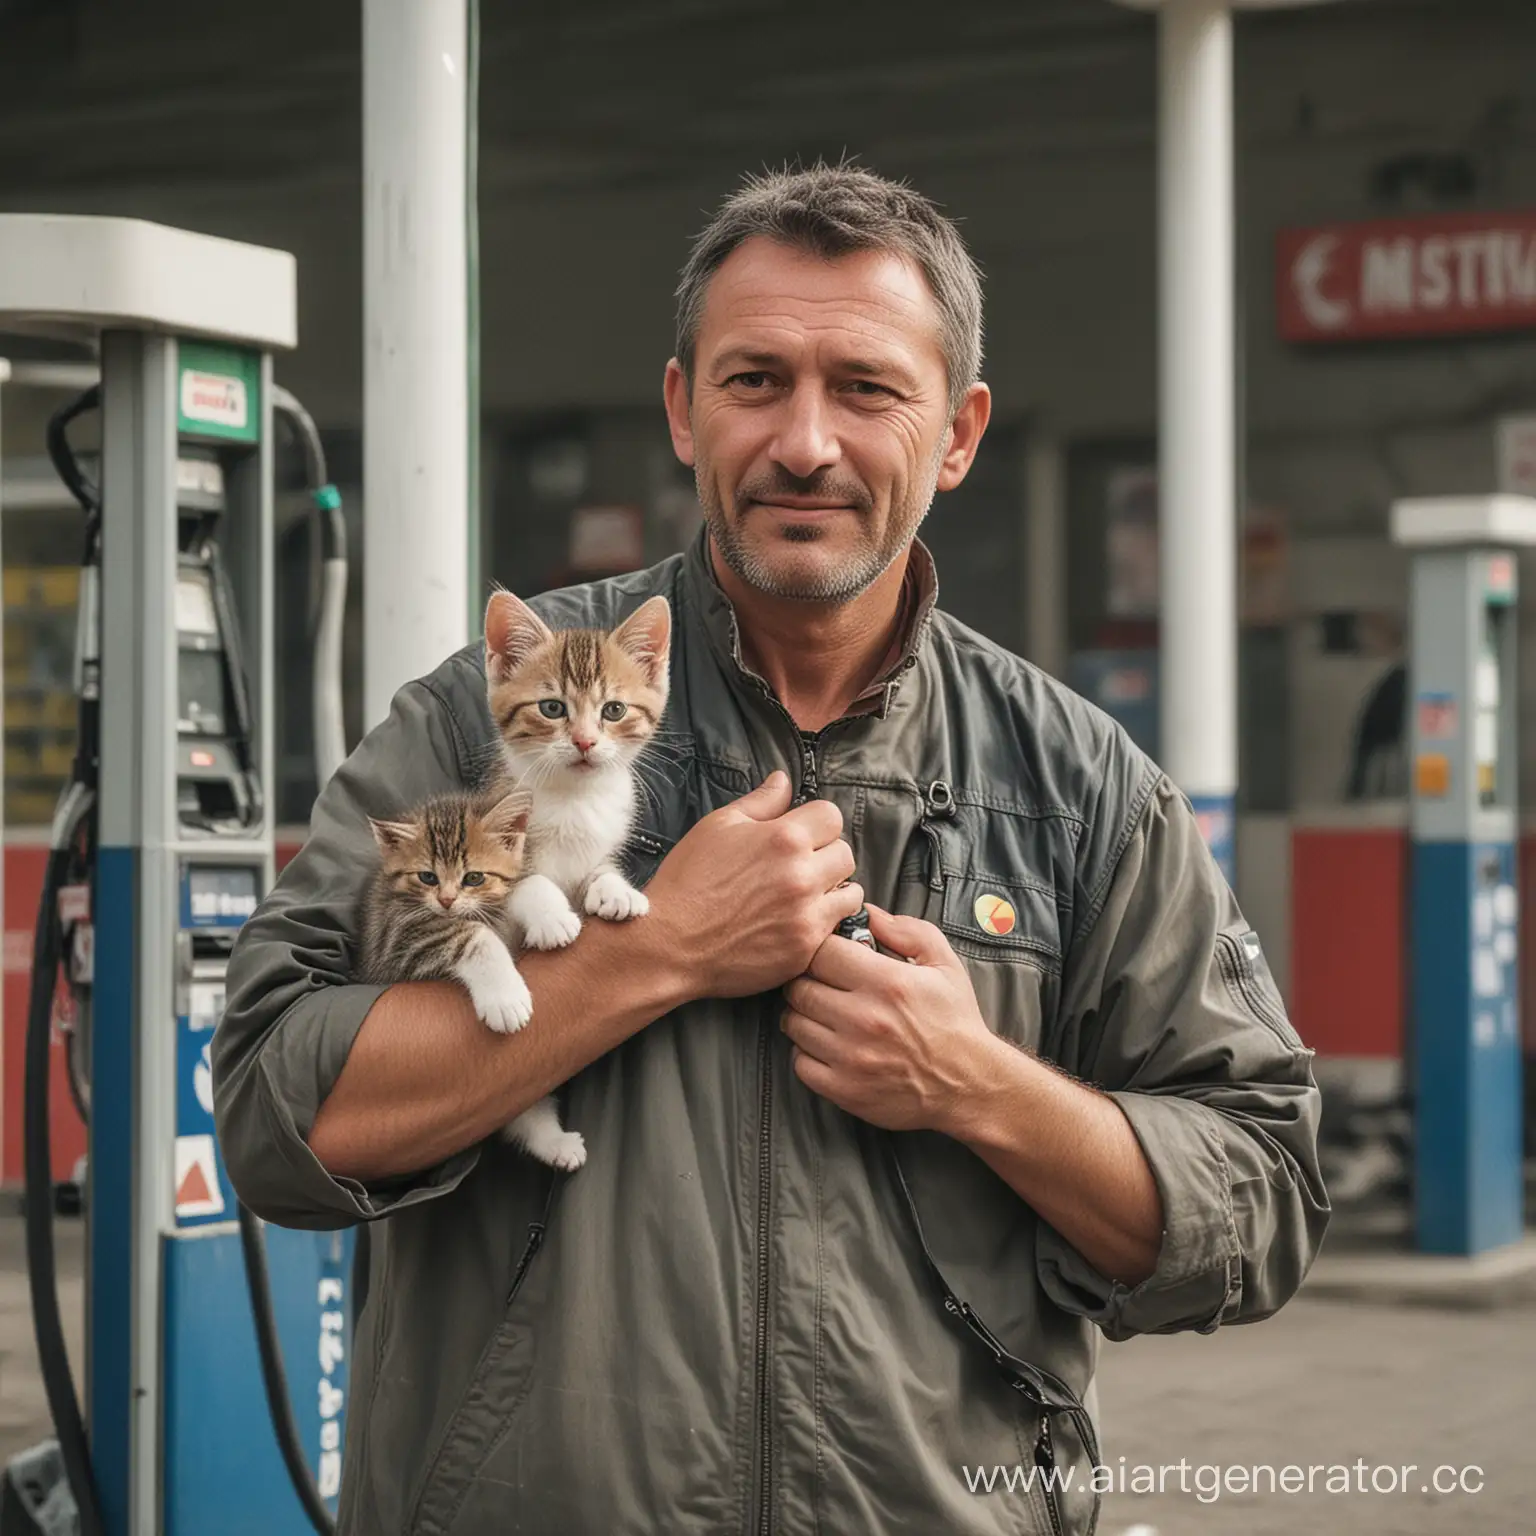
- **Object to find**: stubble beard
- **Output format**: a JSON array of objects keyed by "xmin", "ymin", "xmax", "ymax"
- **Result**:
[{"xmin": 697, "ymin": 446, "xmax": 944, "ymax": 604}]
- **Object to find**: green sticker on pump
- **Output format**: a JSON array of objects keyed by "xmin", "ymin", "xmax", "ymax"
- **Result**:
[
  {"xmin": 177, "ymin": 340, "xmax": 260, "ymax": 444},
  {"xmin": 1485, "ymin": 552, "xmax": 1516, "ymax": 606}
]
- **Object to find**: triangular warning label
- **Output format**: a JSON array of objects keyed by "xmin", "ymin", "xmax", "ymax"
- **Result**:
[
  {"xmin": 176, "ymin": 1160, "xmax": 212, "ymax": 1209},
  {"xmin": 173, "ymin": 1133, "xmax": 225, "ymax": 1220}
]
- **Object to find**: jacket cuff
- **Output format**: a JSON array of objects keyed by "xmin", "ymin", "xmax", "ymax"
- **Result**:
[
  {"xmin": 246, "ymin": 984, "xmax": 480, "ymax": 1229},
  {"xmin": 1035, "ymin": 1092, "xmax": 1240, "ymax": 1340}
]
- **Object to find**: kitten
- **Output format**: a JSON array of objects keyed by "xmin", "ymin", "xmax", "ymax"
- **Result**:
[
  {"xmin": 358, "ymin": 787, "xmax": 589, "ymax": 1171},
  {"xmin": 484, "ymin": 590, "xmax": 672, "ymax": 951},
  {"xmin": 358, "ymin": 787, "xmax": 534, "ymax": 1036}
]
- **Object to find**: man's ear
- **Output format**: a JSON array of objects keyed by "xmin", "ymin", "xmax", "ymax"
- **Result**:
[
  {"xmin": 484, "ymin": 589, "xmax": 553, "ymax": 685},
  {"xmin": 935, "ymin": 382, "xmax": 993, "ymax": 493},
  {"xmin": 663, "ymin": 357, "xmax": 696, "ymax": 469}
]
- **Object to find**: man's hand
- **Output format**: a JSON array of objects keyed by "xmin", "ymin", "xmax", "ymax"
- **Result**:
[
  {"xmin": 645, "ymin": 770, "xmax": 863, "ymax": 1000},
  {"xmin": 781, "ymin": 902, "xmax": 995, "ymax": 1133}
]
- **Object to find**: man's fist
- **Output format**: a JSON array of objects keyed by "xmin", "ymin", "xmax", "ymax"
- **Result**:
[
  {"xmin": 644, "ymin": 771, "xmax": 864, "ymax": 999},
  {"xmin": 781, "ymin": 903, "xmax": 996, "ymax": 1134}
]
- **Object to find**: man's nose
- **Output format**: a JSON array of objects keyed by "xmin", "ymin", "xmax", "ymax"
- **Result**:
[{"xmin": 771, "ymin": 384, "xmax": 840, "ymax": 480}]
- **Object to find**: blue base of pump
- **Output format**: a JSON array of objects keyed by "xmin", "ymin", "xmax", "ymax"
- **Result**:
[
  {"xmin": 163, "ymin": 1226, "xmax": 352, "ymax": 1535},
  {"xmin": 1410, "ymin": 839, "xmax": 1525, "ymax": 1255}
]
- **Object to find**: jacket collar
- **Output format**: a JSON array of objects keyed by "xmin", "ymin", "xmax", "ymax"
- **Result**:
[{"xmin": 683, "ymin": 524, "xmax": 939, "ymax": 722}]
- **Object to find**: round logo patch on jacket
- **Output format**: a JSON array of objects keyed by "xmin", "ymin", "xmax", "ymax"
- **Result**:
[{"xmin": 973, "ymin": 893, "xmax": 1016, "ymax": 936}]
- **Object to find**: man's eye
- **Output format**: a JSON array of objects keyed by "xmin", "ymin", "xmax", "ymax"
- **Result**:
[
  {"xmin": 538, "ymin": 699, "xmax": 568, "ymax": 719},
  {"xmin": 462, "ymin": 871, "xmax": 486, "ymax": 887},
  {"xmin": 847, "ymin": 380, "xmax": 891, "ymax": 397},
  {"xmin": 728, "ymin": 371, "xmax": 770, "ymax": 389},
  {"xmin": 418, "ymin": 871, "xmax": 439, "ymax": 886}
]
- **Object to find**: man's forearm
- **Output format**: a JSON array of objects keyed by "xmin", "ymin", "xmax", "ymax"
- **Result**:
[
  {"xmin": 308, "ymin": 916, "xmax": 691, "ymax": 1182},
  {"xmin": 941, "ymin": 1035, "xmax": 1165, "ymax": 1287}
]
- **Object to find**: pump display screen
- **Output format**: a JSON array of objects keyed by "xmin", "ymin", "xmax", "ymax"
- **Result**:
[
  {"xmin": 184, "ymin": 866, "xmax": 260, "ymax": 927},
  {"xmin": 178, "ymin": 650, "xmax": 227, "ymax": 736},
  {"xmin": 175, "ymin": 572, "xmax": 219, "ymax": 637}
]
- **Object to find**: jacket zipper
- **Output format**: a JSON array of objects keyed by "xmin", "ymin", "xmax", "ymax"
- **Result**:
[
  {"xmin": 753, "ymin": 1009, "xmax": 775, "ymax": 1536},
  {"xmin": 921, "ymin": 779, "xmax": 954, "ymax": 891},
  {"xmin": 505, "ymin": 1216, "xmax": 546, "ymax": 1304},
  {"xmin": 752, "ymin": 729, "xmax": 831, "ymax": 1536},
  {"xmin": 755, "ymin": 731, "xmax": 823, "ymax": 1536},
  {"xmin": 1035, "ymin": 1414, "xmax": 1065, "ymax": 1536}
]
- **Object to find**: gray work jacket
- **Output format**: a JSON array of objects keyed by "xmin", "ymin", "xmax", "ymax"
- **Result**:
[{"xmin": 214, "ymin": 532, "xmax": 1328, "ymax": 1536}]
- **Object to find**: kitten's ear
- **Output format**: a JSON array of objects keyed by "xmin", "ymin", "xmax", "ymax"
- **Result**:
[
  {"xmin": 481, "ymin": 790, "xmax": 531, "ymax": 850},
  {"xmin": 368, "ymin": 816, "xmax": 419, "ymax": 853},
  {"xmin": 484, "ymin": 589, "xmax": 553, "ymax": 685},
  {"xmin": 610, "ymin": 596, "xmax": 672, "ymax": 691}
]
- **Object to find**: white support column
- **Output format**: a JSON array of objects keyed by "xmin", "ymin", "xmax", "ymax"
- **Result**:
[
  {"xmin": 1158, "ymin": 0, "xmax": 1237, "ymax": 878},
  {"xmin": 363, "ymin": 0, "xmax": 471, "ymax": 731}
]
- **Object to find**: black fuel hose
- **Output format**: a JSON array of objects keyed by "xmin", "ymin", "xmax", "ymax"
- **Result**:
[
  {"xmin": 23, "ymin": 785, "xmax": 103, "ymax": 1536},
  {"xmin": 237, "ymin": 1205, "xmax": 337, "ymax": 1535}
]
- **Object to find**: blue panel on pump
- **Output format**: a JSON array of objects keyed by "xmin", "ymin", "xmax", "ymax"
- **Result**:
[
  {"xmin": 1411, "ymin": 840, "xmax": 1524, "ymax": 1254},
  {"xmin": 163, "ymin": 1227, "xmax": 353, "ymax": 1534}
]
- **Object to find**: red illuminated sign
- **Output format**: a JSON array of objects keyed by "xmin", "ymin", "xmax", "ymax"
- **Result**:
[{"xmin": 1276, "ymin": 210, "xmax": 1536, "ymax": 343}]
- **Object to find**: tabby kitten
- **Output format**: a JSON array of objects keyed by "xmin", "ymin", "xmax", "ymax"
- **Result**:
[
  {"xmin": 358, "ymin": 787, "xmax": 534, "ymax": 1036},
  {"xmin": 484, "ymin": 590, "xmax": 671, "ymax": 951},
  {"xmin": 359, "ymin": 787, "xmax": 588, "ymax": 1171}
]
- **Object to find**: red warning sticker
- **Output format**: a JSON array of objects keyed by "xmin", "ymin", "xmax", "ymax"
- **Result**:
[{"xmin": 174, "ymin": 1133, "xmax": 224, "ymax": 1219}]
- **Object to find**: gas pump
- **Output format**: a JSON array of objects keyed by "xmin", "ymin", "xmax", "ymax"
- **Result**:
[
  {"xmin": 1392, "ymin": 494, "xmax": 1534, "ymax": 1256},
  {"xmin": 0, "ymin": 215, "xmax": 351, "ymax": 1535}
]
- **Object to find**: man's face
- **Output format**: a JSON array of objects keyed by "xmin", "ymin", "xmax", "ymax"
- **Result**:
[{"xmin": 664, "ymin": 237, "xmax": 989, "ymax": 603}]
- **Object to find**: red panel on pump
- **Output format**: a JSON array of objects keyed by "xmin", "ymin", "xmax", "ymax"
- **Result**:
[
  {"xmin": 3, "ymin": 843, "xmax": 88, "ymax": 1185},
  {"xmin": 1291, "ymin": 828, "xmax": 1406, "ymax": 1057}
]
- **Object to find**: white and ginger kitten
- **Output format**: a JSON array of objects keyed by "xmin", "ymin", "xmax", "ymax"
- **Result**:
[{"xmin": 481, "ymin": 588, "xmax": 672, "ymax": 1169}]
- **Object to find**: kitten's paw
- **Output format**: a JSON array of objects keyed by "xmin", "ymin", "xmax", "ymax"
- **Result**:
[
  {"xmin": 522, "ymin": 903, "xmax": 583, "ymax": 951},
  {"xmin": 457, "ymin": 939, "xmax": 533, "ymax": 1034},
  {"xmin": 540, "ymin": 1129, "xmax": 588, "ymax": 1172},
  {"xmin": 508, "ymin": 1120, "xmax": 587, "ymax": 1172},
  {"xmin": 476, "ymin": 970, "xmax": 533, "ymax": 1035},
  {"xmin": 510, "ymin": 877, "xmax": 583, "ymax": 951},
  {"xmin": 584, "ymin": 870, "xmax": 650, "ymax": 922}
]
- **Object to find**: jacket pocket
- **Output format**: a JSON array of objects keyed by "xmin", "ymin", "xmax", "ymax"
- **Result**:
[
  {"xmin": 888, "ymin": 799, "xmax": 1065, "ymax": 1058},
  {"xmin": 408, "ymin": 1214, "xmax": 550, "ymax": 1536},
  {"xmin": 940, "ymin": 870, "xmax": 1062, "ymax": 970}
]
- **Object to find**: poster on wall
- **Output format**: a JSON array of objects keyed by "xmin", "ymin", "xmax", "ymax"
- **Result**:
[
  {"xmin": 1104, "ymin": 467, "xmax": 1159, "ymax": 619},
  {"xmin": 1103, "ymin": 468, "xmax": 1290, "ymax": 624},
  {"xmin": 1243, "ymin": 505, "xmax": 1290, "ymax": 626},
  {"xmin": 1496, "ymin": 414, "xmax": 1536, "ymax": 497},
  {"xmin": 568, "ymin": 505, "xmax": 644, "ymax": 575}
]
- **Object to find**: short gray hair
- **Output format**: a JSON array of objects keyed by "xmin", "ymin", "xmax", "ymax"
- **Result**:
[{"xmin": 675, "ymin": 163, "xmax": 984, "ymax": 418}]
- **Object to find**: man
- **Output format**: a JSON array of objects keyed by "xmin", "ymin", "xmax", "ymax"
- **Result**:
[{"xmin": 216, "ymin": 165, "xmax": 1327, "ymax": 1536}]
